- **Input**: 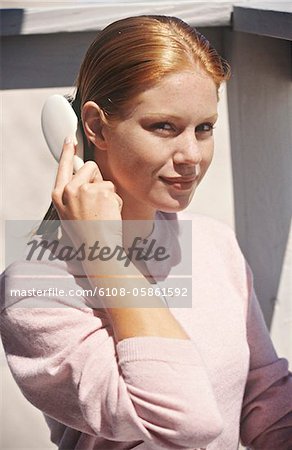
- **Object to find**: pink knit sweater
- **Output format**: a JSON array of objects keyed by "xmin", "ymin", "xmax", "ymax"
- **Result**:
[{"xmin": 1, "ymin": 211, "xmax": 292, "ymax": 449}]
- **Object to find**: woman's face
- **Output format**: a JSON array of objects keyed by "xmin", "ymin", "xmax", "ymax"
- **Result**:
[{"xmin": 95, "ymin": 70, "xmax": 218, "ymax": 220}]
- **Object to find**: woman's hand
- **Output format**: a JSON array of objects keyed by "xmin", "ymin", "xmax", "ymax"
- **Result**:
[{"xmin": 51, "ymin": 137, "xmax": 123, "ymax": 246}]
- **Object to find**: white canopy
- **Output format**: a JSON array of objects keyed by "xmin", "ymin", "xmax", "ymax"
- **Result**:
[
  {"xmin": 2, "ymin": 1, "xmax": 236, "ymax": 35},
  {"xmin": 2, "ymin": 1, "xmax": 291, "ymax": 37}
]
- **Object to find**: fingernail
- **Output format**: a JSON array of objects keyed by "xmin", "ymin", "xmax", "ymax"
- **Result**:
[{"xmin": 64, "ymin": 136, "xmax": 72, "ymax": 144}]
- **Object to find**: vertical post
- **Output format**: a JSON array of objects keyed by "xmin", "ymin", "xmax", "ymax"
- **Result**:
[{"xmin": 223, "ymin": 29, "xmax": 292, "ymax": 328}]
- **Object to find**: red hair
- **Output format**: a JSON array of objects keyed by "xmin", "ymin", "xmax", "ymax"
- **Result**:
[{"xmin": 77, "ymin": 15, "xmax": 230, "ymax": 121}]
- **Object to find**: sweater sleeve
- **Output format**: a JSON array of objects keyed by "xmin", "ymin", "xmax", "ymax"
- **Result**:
[
  {"xmin": 0, "ymin": 261, "xmax": 222, "ymax": 450},
  {"xmin": 240, "ymin": 262, "xmax": 292, "ymax": 449}
]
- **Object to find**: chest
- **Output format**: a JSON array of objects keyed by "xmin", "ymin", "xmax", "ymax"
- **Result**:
[{"xmin": 171, "ymin": 272, "xmax": 250, "ymax": 409}]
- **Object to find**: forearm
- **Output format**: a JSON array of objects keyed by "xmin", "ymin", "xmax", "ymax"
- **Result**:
[
  {"xmin": 107, "ymin": 306, "xmax": 190, "ymax": 342},
  {"xmin": 81, "ymin": 248, "xmax": 189, "ymax": 342}
]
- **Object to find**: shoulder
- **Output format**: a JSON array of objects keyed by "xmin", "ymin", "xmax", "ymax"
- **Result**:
[
  {"xmin": 174, "ymin": 211, "xmax": 250, "ymax": 314},
  {"xmin": 177, "ymin": 210, "xmax": 234, "ymax": 234},
  {"xmin": 176, "ymin": 210, "xmax": 240, "ymax": 253},
  {"xmin": 157, "ymin": 210, "xmax": 244, "ymax": 262},
  {"xmin": 0, "ymin": 239, "xmax": 93, "ymax": 313}
]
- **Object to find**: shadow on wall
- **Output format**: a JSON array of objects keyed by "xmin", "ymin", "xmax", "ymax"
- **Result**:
[
  {"xmin": 224, "ymin": 29, "xmax": 292, "ymax": 329},
  {"xmin": 1, "ymin": 30, "xmax": 95, "ymax": 89},
  {"xmin": 1, "ymin": 26, "xmax": 224, "ymax": 89},
  {"xmin": 0, "ymin": 8, "xmax": 24, "ymax": 36}
]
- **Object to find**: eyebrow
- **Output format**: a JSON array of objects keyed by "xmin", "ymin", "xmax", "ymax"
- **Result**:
[{"xmin": 143, "ymin": 113, "xmax": 218, "ymax": 122}]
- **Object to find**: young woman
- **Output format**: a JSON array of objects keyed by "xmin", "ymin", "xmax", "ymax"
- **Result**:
[{"xmin": 1, "ymin": 15, "xmax": 292, "ymax": 450}]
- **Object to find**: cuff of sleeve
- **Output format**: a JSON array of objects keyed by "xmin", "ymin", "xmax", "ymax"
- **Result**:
[{"xmin": 116, "ymin": 336, "xmax": 203, "ymax": 366}]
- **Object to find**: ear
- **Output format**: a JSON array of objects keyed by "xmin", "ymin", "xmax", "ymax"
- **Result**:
[{"xmin": 81, "ymin": 101, "xmax": 109, "ymax": 151}]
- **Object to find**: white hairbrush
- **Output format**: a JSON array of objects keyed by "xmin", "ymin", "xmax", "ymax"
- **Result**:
[{"xmin": 41, "ymin": 94, "xmax": 85, "ymax": 173}]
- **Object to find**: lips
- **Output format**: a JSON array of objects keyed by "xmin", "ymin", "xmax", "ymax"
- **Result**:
[
  {"xmin": 159, "ymin": 176, "xmax": 197, "ymax": 183},
  {"xmin": 159, "ymin": 176, "xmax": 198, "ymax": 191}
]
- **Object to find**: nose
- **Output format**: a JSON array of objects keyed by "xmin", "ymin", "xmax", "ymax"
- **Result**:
[{"xmin": 173, "ymin": 131, "xmax": 203, "ymax": 166}]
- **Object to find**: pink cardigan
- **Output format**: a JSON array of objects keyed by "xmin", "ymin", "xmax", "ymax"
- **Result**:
[{"xmin": 1, "ymin": 211, "xmax": 292, "ymax": 449}]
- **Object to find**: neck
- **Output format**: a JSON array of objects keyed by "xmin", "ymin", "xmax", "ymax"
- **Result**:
[{"xmin": 121, "ymin": 205, "xmax": 157, "ymax": 251}]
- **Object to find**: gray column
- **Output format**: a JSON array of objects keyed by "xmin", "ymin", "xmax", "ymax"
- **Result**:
[{"xmin": 224, "ymin": 29, "xmax": 292, "ymax": 327}]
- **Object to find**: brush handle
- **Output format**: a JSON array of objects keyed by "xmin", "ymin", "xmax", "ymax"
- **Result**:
[{"xmin": 41, "ymin": 94, "xmax": 84, "ymax": 173}]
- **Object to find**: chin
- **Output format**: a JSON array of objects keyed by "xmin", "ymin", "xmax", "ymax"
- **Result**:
[
  {"xmin": 157, "ymin": 193, "xmax": 195, "ymax": 212},
  {"xmin": 159, "ymin": 205, "xmax": 189, "ymax": 213},
  {"xmin": 155, "ymin": 200, "xmax": 193, "ymax": 213}
]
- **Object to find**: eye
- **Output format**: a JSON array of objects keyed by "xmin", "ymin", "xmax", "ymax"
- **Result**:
[
  {"xmin": 151, "ymin": 122, "xmax": 175, "ymax": 133},
  {"xmin": 195, "ymin": 122, "xmax": 215, "ymax": 138}
]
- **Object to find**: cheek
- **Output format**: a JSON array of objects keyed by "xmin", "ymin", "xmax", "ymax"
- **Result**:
[
  {"xmin": 112, "ymin": 134, "xmax": 161, "ymax": 171},
  {"xmin": 205, "ymin": 146, "xmax": 214, "ymax": 167},
  {"xmin": 108, "ymin": 141, "xmax": 152, "ymax": 183},
  {"xmin": 199, "ymin": 143, "xmax": 214, "ymax": 178}
]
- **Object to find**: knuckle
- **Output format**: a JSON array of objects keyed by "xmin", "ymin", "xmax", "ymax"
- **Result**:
[
  {"xmin": 63, "ymin": 184, "xmax": 75, "ymax": 196},
  {"xmin": 84, "ymin": 161, "xmax": 97, "ymax": 171},
  {"xmin": 79, "ymin": 183, "xmax": 91, "ymax": 194},
  {"xmin": 51, "ymin": 189, "xmax": 61, "ymax": 203},
  {"xmin": 116, "ymin": 194, "xmax": 123, "ymax": 205},
  {"xmin": 103, "ymin": 181, "xmax": 116, "ymax": 191},
  {"xmin": 98, "ymin": 189, "xmax": 110, "ymax": 198},
  {"xmin": 115, "ymin": 194, "xmax": 123, "ymax": 208}
]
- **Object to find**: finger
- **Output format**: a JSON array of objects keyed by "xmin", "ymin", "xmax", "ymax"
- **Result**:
[
  {"xmin": 68, "ymin": 161, "xmax": 100, "ymax": 190},
  {"xmin": 91, "ymin": 163, "xmax": 103, "ymax": 183},
  {"xmin": 54, "ymin": 137, "xmax": 75, "ymax": 191},
  {"xmin": 114, "ymin": 193, "xmax": 123, "ymax": 211},
  {"xmin": 73, "ymin": 155, "xmax": 85, "ymax": 173}
]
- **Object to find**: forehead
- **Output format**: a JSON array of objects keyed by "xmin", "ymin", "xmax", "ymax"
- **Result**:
[{"xmin": 131, "ymin": 71, "xmax": 218, "ymax": 119}]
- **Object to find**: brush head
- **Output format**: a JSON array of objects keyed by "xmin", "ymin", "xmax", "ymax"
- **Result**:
[{"xmin": 41, "ymin": 95, "xmax": 84, "ymax": 172}]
